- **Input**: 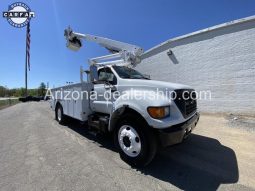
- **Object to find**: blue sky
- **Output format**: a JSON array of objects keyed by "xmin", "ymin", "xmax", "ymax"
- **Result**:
[{"xmin": 1, "ymin": 0, "xmax": 255, "ymax": 88}]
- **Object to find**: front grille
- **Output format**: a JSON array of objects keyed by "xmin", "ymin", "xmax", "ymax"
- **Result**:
[{"xmin": 174, "ymin": 89, "xmax": 197, "ymax": 118}]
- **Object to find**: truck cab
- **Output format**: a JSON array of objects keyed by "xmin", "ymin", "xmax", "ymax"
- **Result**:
[{"xmin": 92, "ymin": 65, "xmax": 198, "ymax": 127}]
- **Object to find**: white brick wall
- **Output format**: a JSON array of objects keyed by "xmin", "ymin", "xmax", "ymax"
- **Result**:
[{"xmin": 137, "ymin": 17, "xmax": 255, "ymax": 115}]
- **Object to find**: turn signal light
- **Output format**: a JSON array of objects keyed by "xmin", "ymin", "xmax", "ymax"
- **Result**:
[{"xmin": 147, "ymin": 106, "xmax": 170, "ymax": 119}]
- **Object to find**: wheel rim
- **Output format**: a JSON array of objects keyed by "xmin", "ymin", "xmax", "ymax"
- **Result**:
[
  {"xmin": 118, "ymin": 125, "xmax": 141, "ymax": 157},
  {"xmin": 57, "ymin": 108, "xmax": 62, "ymax": 121}
]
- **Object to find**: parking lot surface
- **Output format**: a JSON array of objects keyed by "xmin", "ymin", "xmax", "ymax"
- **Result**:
[{"xmin": 0, "ymin": 102, "xmax": 254, "ymax": 191}]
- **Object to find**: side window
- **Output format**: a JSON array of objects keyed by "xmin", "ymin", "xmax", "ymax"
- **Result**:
[{"xmin": 98, "ymin": 67, "xmax": 117, "ymax": 85}]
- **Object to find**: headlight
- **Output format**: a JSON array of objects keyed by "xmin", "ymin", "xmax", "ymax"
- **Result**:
[{"xmin": 147, "ymin": 106, "xmax": 170, "ymax": 119}]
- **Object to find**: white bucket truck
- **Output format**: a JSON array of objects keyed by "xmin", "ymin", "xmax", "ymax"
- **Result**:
[{"xmin": 50, "ymin": 27, "xmax": 199, "ymax": 166}]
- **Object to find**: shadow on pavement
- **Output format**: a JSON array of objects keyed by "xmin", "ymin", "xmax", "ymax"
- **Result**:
[
  {"xmin": 63, "ymin": 118, "xmax": 117, "ymax": 151},
  {"xmin": 141, "ymin": 134, "xmax": 239, "ymax": 191},
  {"xmin": 64, "ymin": 119, "xmax": 239, "ymax": 191}
]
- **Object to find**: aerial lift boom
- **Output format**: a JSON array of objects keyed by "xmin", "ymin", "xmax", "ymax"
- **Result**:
[{"xmin": 64, "ymin": 27, "xmax": 144, "ymax": 66}]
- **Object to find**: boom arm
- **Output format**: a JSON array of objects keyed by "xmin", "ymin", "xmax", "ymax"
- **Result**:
[{"xmin": 64, "ymin": 27, "xmax": 144, "ymax": 66}]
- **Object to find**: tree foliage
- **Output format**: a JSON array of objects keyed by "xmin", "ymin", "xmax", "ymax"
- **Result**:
[
  {"xmin": 38, "ymin": 82, "xmax": 46, "ymax": 96},
  {"xmin": 0, "ymin": 82, "xmax": 47, "ymax": 97}
]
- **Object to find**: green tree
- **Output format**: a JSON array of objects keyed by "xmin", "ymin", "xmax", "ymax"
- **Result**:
[
  {"xmin": 0, "ymin": 86, "xmax": 8, "ymax": 97},
  {"xmin": 39, "ymin": 82, "xmax": 46, "ymax": 96},
  {"xmin": 0, "ymin": 86, "xmax": 5, "ymax": 97},
  {"xmin": 20, "ymin": 88, "xmax": 26, "ymax": 97}
]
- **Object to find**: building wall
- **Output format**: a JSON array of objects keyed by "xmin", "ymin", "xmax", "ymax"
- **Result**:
[{"xmin": 137, "ymin": 17, "xmax": 255, "ymax": 115}]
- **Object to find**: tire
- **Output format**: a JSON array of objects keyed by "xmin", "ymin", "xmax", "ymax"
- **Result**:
[
  {"xmin": 55, "ymin": 104, "xmax": 66, "ymax": 124},
  {"xmin": 114, "ymin": 113, "xmax": 158, "ymax": 167}
]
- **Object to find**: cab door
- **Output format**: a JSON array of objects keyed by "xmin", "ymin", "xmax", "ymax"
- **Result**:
[{"xmin": 90, "ymin": 67, "xmax": 117, "ymax": 114}]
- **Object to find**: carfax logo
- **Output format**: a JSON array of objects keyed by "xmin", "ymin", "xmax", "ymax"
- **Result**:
[{"xmin": 2, "ymin": 2, "xmax": 35, "ymax": 28}]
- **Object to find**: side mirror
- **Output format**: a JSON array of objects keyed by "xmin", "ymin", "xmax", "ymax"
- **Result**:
[
  {"xmin": 111, "ymin": 85, "xmax": 117, "ymax": 92},
  {"xmin": 104, "ymin": 82, "xmax": 117, "ymax": 92},
  {"xmin": 90, "ymin": 65, "xmax": 98, "ymax": 81}
]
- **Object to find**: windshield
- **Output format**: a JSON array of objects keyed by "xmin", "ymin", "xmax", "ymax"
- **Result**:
[{"xmin": 112, "ymin": 66, "xmax": 150, "ymax": 80}]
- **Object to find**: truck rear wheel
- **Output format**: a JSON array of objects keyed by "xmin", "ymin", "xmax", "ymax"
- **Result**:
[
  {"xmin": 55, "ymin": 104, "xmax": 66, "ymax": 124},
  {"xmin": 114, "ymin": 113, "xmax": 158, "ymax": 167}
]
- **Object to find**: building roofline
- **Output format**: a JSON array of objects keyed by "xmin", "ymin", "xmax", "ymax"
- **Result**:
[{"xmin": 144, "ymin": 15, "xmax": 255, "ymax": 54}]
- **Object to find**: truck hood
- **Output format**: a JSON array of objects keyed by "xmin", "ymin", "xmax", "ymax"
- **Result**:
[{"xmin": 120, "ymin": 79, "xmax": 192, "ymax": 91}]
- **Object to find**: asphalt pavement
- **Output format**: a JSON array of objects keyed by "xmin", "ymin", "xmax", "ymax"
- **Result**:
[{"xmin": 0, "ymin": 102, "xmax": 254, "ymax": 191}]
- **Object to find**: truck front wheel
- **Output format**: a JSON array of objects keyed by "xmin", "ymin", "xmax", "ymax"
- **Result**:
[
  {"xmin": 114, "ymin": 113, "xmax": 158, "ymax": 167},
  {"xmin": 55, "ymin": 104, "xmax": 66, "ymax": 124}
]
